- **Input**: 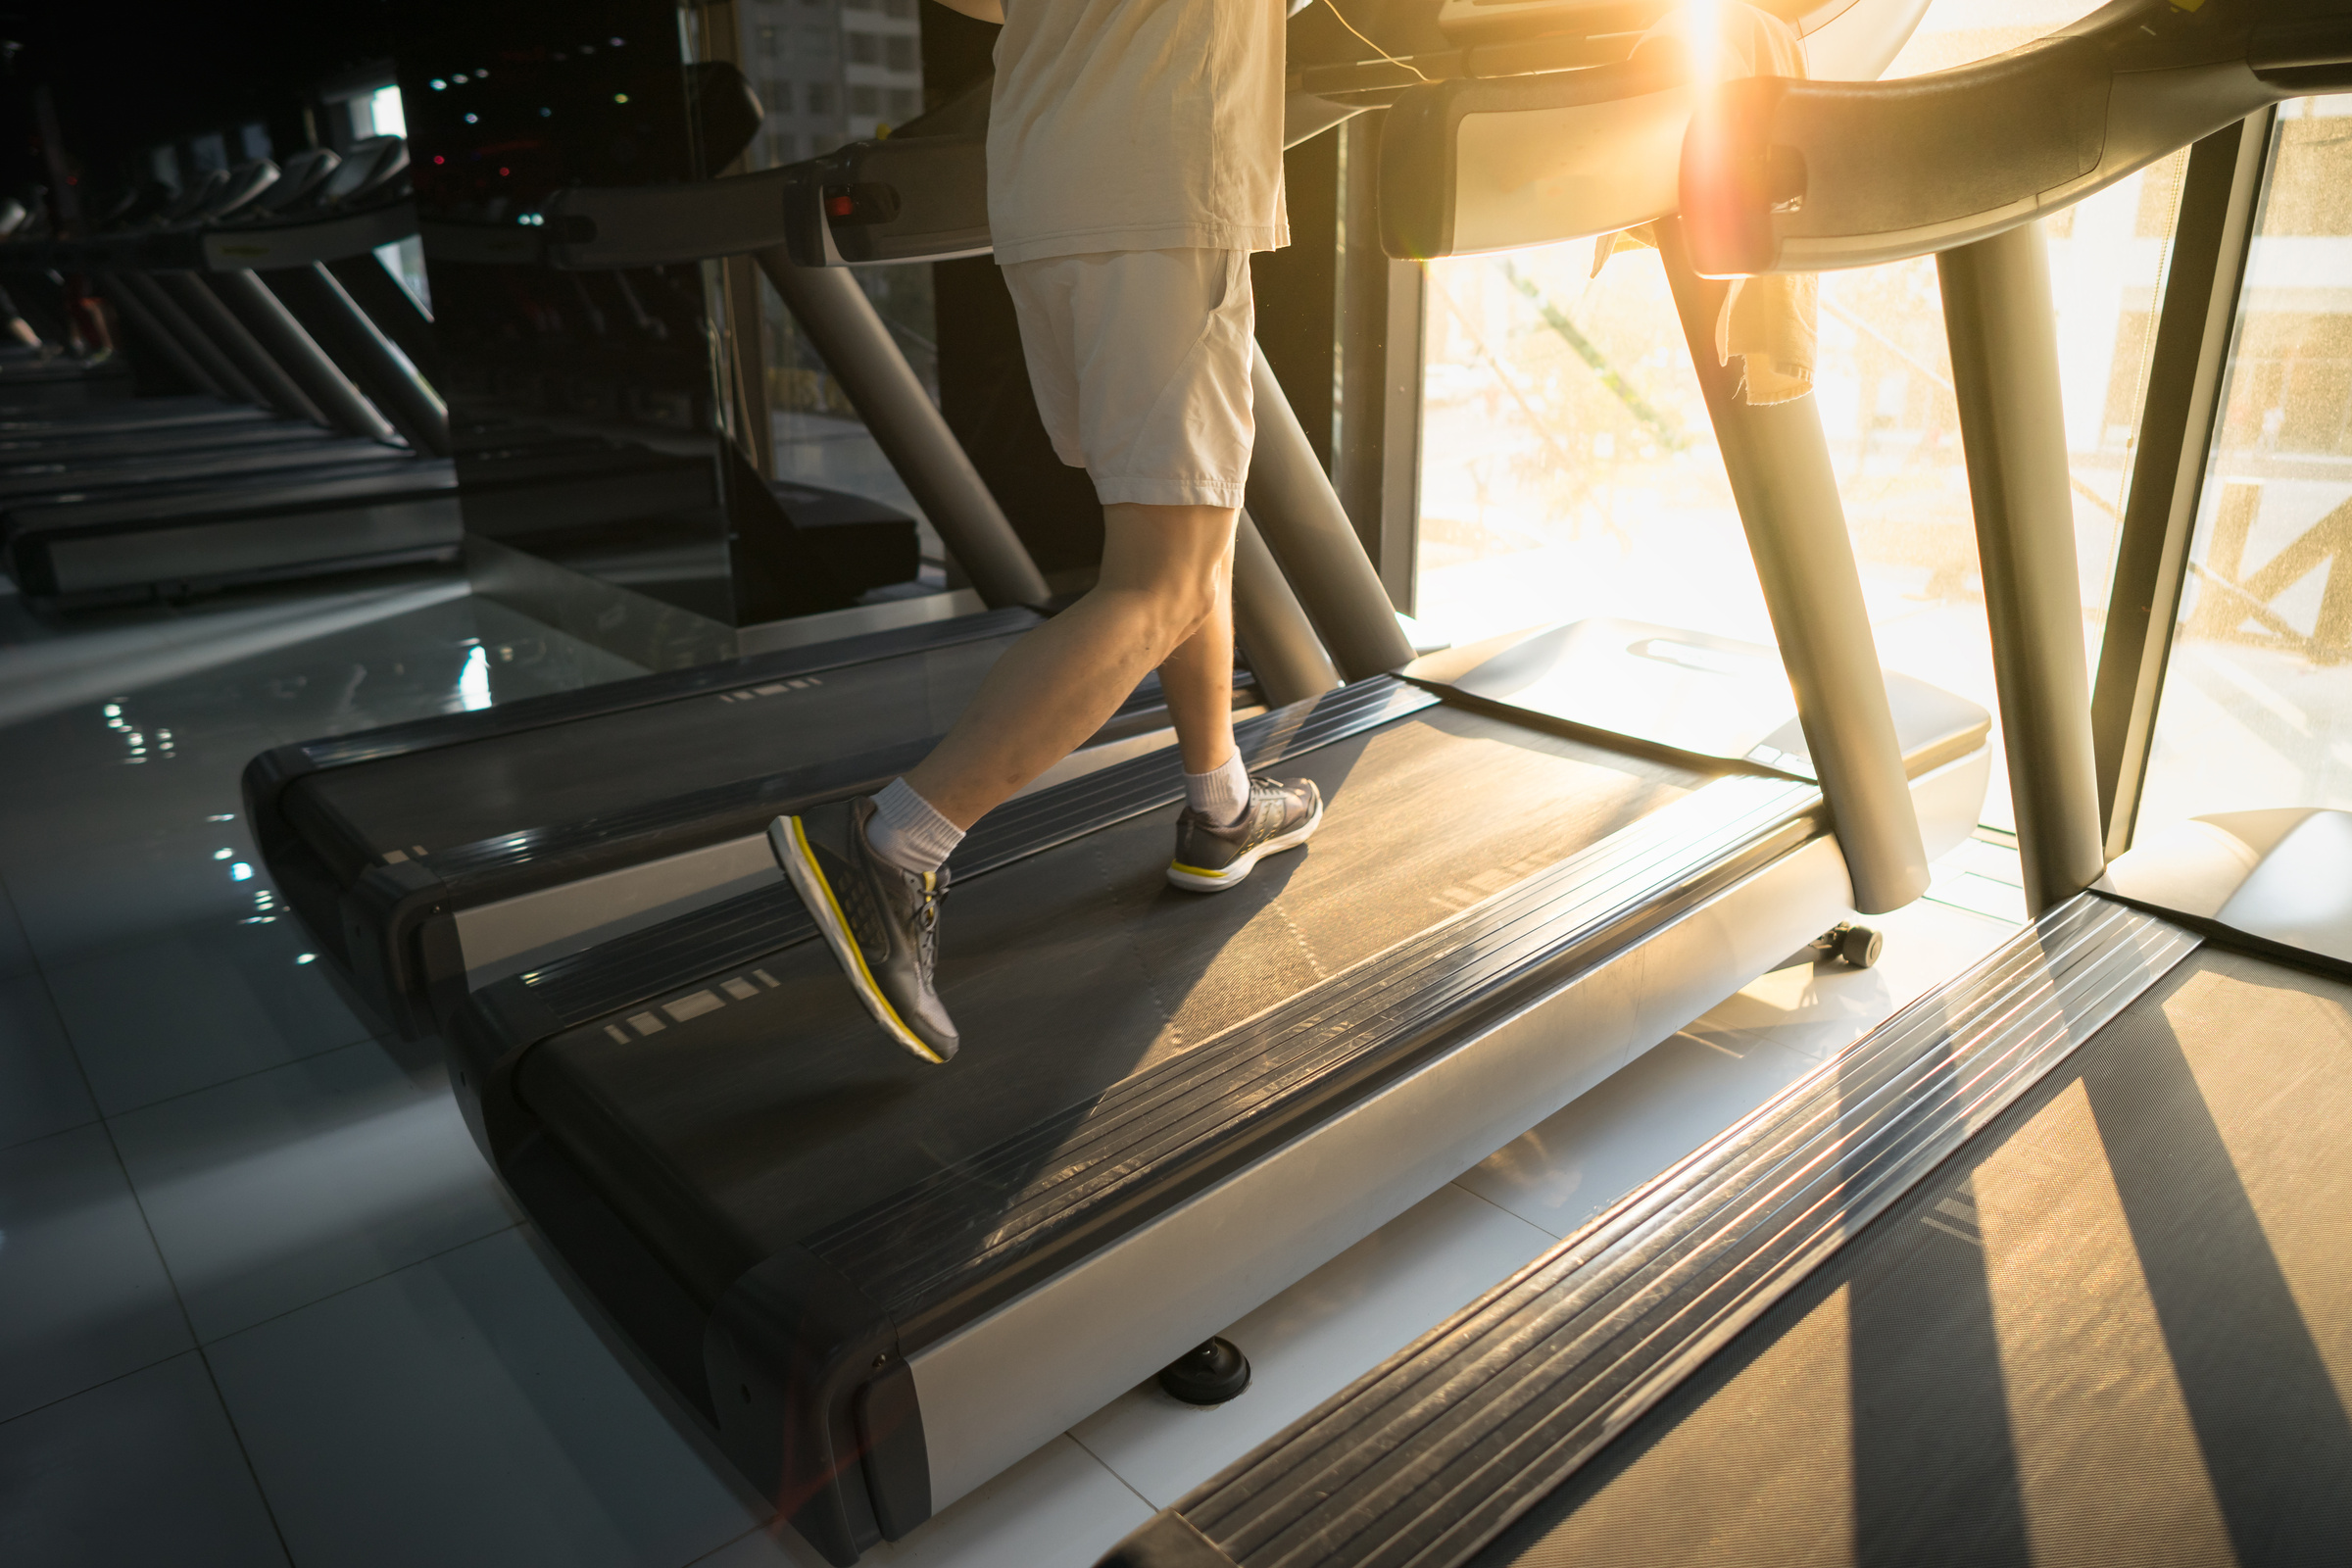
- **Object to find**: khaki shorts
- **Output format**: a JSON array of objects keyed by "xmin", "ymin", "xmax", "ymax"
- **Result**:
[{"xmin": 1000, "ymin": 248, "xmax": 1255, "ymax": 510}]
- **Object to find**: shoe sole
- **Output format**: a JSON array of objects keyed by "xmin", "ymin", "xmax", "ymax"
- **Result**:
[
  {"xmin": 769, "ymin": 815, "xmax": 952, "ymax": 1065},
  {"xmin": 1165, "ymin": 796, "xmax": 1325, "ymax": 893}
]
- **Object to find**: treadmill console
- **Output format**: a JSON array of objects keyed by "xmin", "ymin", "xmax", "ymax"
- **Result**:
[{"xmin": 1436, "ymin": 0, "xmax": 1668, "ymax": 46}]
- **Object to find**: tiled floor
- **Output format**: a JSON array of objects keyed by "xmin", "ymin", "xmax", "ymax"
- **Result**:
[{"xmin": 0, "ymin": 568, "xmax": 2022, "ymax": 1568}]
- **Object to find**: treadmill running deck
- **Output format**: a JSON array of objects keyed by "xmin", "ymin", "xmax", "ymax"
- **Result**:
[{"xmin": 514, "ymin": 704, "xmax": 1703, "ymax": 1309}]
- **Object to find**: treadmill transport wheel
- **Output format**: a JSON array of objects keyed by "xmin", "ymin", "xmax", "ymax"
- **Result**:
[
  {"xmin": 1840, "ymin": 923, "xmax": 1884, "ymax": 969},
  {"xmin": 1157, "ymin": 1337, "xmax": 1251, "ymax": 1405}
]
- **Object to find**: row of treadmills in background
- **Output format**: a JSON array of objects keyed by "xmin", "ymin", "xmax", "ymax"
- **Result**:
[
  {"xmin": 0, "ymin": 130, "xmax": 924, "ymax": 614},
  {"xmin": 19, "ymin": 0, "xmax": 2348, "ymax": 1563},
  {"xmin": 0, "ymin": 134, "xmax": 472, "ymax": 605}
]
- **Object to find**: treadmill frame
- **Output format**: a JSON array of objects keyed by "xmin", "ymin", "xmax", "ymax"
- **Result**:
[
  {"xmin": 245, "ymin": 606, "xmax": 1045, "ymax": 1033},
  {"xmin": 445, "ymin": 676, "xmax": 1988, "ymax": 1564}
]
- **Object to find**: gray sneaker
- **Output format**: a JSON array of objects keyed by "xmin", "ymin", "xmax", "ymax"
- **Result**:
[
  {"xmin": 769, "ymin": 798, "xmax": 958, "ymax": 1063},
  {"xmin": 1166, "ymin": 775, "xmax": 1324, "ymax": 893}
]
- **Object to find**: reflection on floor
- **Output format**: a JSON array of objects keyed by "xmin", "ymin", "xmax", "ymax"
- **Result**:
[{"xmin": 0, "ymin": 569, "xmax": 2021, "ymax": 1568}]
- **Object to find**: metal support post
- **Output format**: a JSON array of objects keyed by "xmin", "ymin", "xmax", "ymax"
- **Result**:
[
  {"xmin": 267, "ymin": 263, "xmax": 452, "ymax": 456},
  {"xmin": 1657, "ymin": 219, "xmax": 1930, "ymax": 915},
  {"xmin": 117, "ymin": 271, "xmax": 261, "ymax": 406},
  {"xmin": 1335, "ymin": 112, "xmax": 1425, "ymax": 611},
  {"xmin": 2090, "ymin": 110, "xmax": 2273, "ymax": 857},
  {"xmin": 157, "ymin": 272, "xmax": 327, "ymax": 426},
  {"xmin": 1244, "ymin": 350, "xmax": 1417, "ymax": 681},
  {"xmin": 99, "ymin": 274, "xmax": 221, "ymax": 398},
  {"xmin": 1233, "ymin": 510, "xmax": 1343, "ymax": 708},
  {"xmin": 207, "ymin": 270, "xmax": 399, "ymax": 444},
  {"xmin": 754, "ymin": 249, "xmax": 1051, "ymax": 610},
  {"xmin": 324, "ymin": 253, "xmax": 446, "ymax": 387},
  {"xmin": 1938, "ymin": 220, "xmax": 2106, "ymax": 914}
]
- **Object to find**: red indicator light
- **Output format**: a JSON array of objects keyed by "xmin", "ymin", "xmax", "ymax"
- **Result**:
[
  {"xmin": 433, "ymin": 155, "xmax": 446, "ymax": 164},
  {"xmin": 499, "ymin": 167, "xmax": 511, "ymax": 175},
  {"xmin": 826, "ymin": 194, "xmax": 856, "ymax": 218}
]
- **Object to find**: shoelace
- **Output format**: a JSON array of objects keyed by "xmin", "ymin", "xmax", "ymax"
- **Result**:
[
  {"xmin": 1240, "ymin": 776, "xmax": 1289, "ymax": 840},
  {"xmin": 913, "ymin": 879, "xmax": 950, "ymax": 973}
]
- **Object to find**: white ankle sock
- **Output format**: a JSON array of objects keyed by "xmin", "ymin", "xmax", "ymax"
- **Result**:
[
  {"xmin": 867, "ymin": 779, "xmax": 962, "ymax": 875},
  {"xmin": 1185, "ymin": 752, "xmax": 1250, "ymax": 827}
]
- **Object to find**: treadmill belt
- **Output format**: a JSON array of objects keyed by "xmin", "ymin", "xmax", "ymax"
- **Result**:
[
  {"xmin": 285, "ymin": 633, "xmax": 1037, "ymax": 868},
  {"xmin": 1476, "ymin": 946, "xmax": 2352, "ymax": 1568},
  {"xmin": 515, "ymin": 704, "xmax": 1702, "ymax": 1308},
  {"xmin": 0, "ymin": 435, "xmax": 399, "ymax": 499}
]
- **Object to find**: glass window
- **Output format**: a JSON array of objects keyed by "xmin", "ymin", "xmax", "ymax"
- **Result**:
[
  {"xmin": 2138, "ymin": 95, "xmax": 2352, "ymax": 828},
  {"xmin": 720, "ymin": 0, "xmax": 942, "ymax": 562},
  {"xmin": 1414, "ymin": 0, "xmax": 2177, "ymax": 833},
  {"xmin": 368, "ymin": 84, "xmax": 408, "ymax": 140}
]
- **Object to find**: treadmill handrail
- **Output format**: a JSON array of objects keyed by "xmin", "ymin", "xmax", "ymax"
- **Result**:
[
  {"xmin": 1370, "ymin": 0, "xmax": 1926, "ymax": 259},
  {"xmin": 524, "ymin": 0, "xmax": 1912, "ymax": 277},
  {"xmin": 1680, "ymin": 0, "xmax": 2352, "ymax": 274},
  {"xmin": 10, "ymin": 196, "xmax": 418, "ymax": 275}
]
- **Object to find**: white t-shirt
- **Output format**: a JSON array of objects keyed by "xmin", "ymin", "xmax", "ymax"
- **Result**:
[{"xmin": 987, "ymin": 0, "xmax": 1290, "ymax": 265}]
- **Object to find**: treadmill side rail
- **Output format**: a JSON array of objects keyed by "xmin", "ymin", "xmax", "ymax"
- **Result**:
[
  {"xmin": 440, "ymin": 684, "xmax": 1983, "ymax": 1562},
  {"xmin": 707, "ymin": 1248, "xmax": 913, "ymax": 1565}
]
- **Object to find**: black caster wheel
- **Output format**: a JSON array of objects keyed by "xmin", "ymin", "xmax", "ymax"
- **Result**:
[
  {"xmin": 1157, "ymin": 1337, "xmax": 1250, "ymax": 1405},
  {"xmin": 1839, "ymin": 923, "xmax": 1883, "ymax": 969}
]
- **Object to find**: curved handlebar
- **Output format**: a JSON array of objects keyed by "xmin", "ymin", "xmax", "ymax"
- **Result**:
[{"xmin": 1681, "ymin": 0, "xmax": 2352, "ymax": 275}]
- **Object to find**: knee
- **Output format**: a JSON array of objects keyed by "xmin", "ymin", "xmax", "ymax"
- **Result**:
[{"xmin": 1144, "ymin": 560, "xmax": 1222, "ymax": 647}]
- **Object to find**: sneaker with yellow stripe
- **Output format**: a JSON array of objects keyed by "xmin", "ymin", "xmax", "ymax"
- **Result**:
[
  {"xmin": 1166, "ymin": 775, "xmax": 1323, "ymax": 893},
  {"xmin": 769, "ymin": 798, "xmax": 958, "ymax": 1063}
]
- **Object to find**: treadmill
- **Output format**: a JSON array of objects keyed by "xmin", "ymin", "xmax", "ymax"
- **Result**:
[
  {"xmin": 1093, "ymin": 7, "xmax": 2352, "ymax": 1566},
  {"xmin": 0, "ymin": 140, "xmax": 480, "ymax": 603},
  {"xmin": 410, "ymin": 2, "xmax": 1995, "ymax": 1560},
  {"xmin": 245, "ymin": 80, "xmax": 1329, "ymax": 1042}
]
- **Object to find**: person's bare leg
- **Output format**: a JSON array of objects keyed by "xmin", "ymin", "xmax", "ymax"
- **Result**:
[
  {"xmin": 1158, "ymin": 533, "xmax": 1238, "ymax": 776},
  {"xmin": 5, "ymin": 318, "xmax": 37, "ymax": 348},
  {"xmin": 902, "ymin": 502, "xmax": 1237, "ymax": 828}
]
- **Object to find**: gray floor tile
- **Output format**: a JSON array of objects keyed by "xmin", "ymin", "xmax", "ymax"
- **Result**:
[
  {"xmin": 0, "ymin": 570, "xmax": 466, "ymax": 740},
  {"xmin": 1072, "ymin": 1183, "xmax": 1553, "ymax": 1508},
  {"xmin": 1459, "ymin": 1028, "xmax": 1820, "ymax": 1240},
  {"xmin": 0, "ymin": 878, "xmax": 98, "ymax": 1151},
  {"xmin": 3, "ymin": 807, "xmax": 281, "ymax": 971},
  {"xmin": 0, "ymin": 1123, "xmax": 192, "ymax": 1423},
  {"xmin": 48, "ymin": 911, "xmax": 374, "ymax": 1115},
  {"xmin": 111, "ymin": 1040, "xmax": 518, "ymax": 1343},
  {"xmin": 0, "ymin": 1350, "xmax": 288, "ymax": 1568},
  {"xmin": 236, "ymin": 595, "xmax": 644, "ymax": 743},
  {"xmin": 1682, "ymin": 897, "xmax": 2017, "ymax": 1067},
  {"xmin": 0, "ymin": 710, "xmax": 275, "ymax": 818},
  {"xmin": 1927, "ymin": 868, "xmax": 2033, "ymax": 923},
  {"xmin": 0, "ymin": 967, "xmax": 98, "ymax": 1152},
  {"xmin": 703, "ymin": 1438, "xmax": 1152, "ymax": 1568},
  {"xmin": 208, "ymin": 1227, "xmax": 764, "ymax": 1568}
]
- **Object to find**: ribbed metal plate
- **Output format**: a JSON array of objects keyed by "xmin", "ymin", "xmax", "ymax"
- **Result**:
[{"xmin": 1165, "ymin": 894, "xmax": 2200, "ymax": 1568}]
